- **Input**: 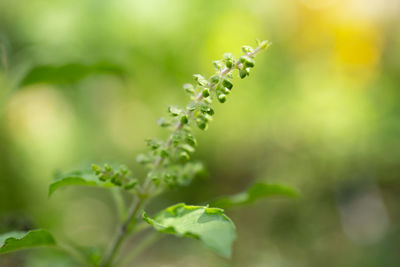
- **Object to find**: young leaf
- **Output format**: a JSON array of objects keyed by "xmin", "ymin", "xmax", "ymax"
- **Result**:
[
  {"xmin": 142, "ymin": 203, "xmax": 236, "ymax": 258},
  {"xmin": 213, "ymin": 182, "xmax": 298, "ymax": 209},
  {"xmin": 0, "ymin": 229, "xmax": 56, "ymax": 254},
  {"xmin": 49, "ymin": 170, "xmax": 115, "ymax": 197}
]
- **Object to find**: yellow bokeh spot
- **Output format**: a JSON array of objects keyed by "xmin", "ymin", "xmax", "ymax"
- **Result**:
[{"xmin": 333, "ymin": 22, "xmax": 382, "ymax": 67}]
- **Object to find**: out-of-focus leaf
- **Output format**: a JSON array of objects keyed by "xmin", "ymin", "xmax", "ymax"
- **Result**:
[
  {"xmin": 48, "ymin": 170, "xmax": 115, "ymax": 197},
  {"xmin": 143, "ymin": 203, "xmax": 236, "ymax": 258},
  {"xmin": 73, "ymin": 245, "xmax": 101, "ymax": 266},
  {"xmin": 20, "ymin": 62, "xmax": 126, "ymax": 86},
  {"xmin": 213, "ymin": 182, "xmax": 298, "ymax": 209},
  {"xmin": 0, "ymin": 229, "xmax": 56, "ymax": 254}
]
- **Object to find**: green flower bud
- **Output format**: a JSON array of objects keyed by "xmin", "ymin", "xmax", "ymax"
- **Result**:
[
  {"xmin": 223, "ymin": 53, "xmax": 234, "ymax": 68},
  {"xmin": 222, "ymin": 79, "xmax": 233, "ymax": 90},
  {"xmin": 242, "ymin": 45, "xmax": 255, "ymax": 54},
  {"xmin": 223, "ymin": 88, "xmax": 231, "ymax": 95},
  {"xmin": 224, "ymin": 53, "xmax": 234, "ymax": 60},
  {"xmin": 244, "ymin": 58, "xmax": 255, "ymax": 68},
  {"xmin": 124, "ymin": 179, "xmax": 138, "ymax": 190},
  {"xmin": 111, "ymin": 173, "xmax": 122, "ymax": 186},
  {"xmin": 259, "ymin": 40, "xmax": 271, "ymax": 49},
  {"xmin": 136, "ymin": 154, "xmax": 150, "ymax": 164},
  {"xmin": 183, "ymin": 83, "xmax": 194, "ymax": 94},
  {"xmin": 180, "ymin": 114, "xmax": 189, "ymax": 124},
  {"xmin": 218, "ymin": 94, "xmax": 227, "ymax": 103},
  {"xmin": 179, "ymin": 151, "xmax": 190, "ymax": 161},
  {"xmin": 171, "ymin": 134, "xmax": 181, "ymax": 146},
  {"xmin": 146, "ymin": 139, "xmax": 160, "ymax": 150},
  {"xmin": 91, "ymin": 164, "xmax": 103, "ymax": 175},
  {"xmin": 203, "ymin": 97, "xmax": 212, "ymax": 104},
  {"xmin": 111, "ymin": 179, "xmax": 122, "ymax": 186},
  {"xmin": 196, "ymin": 118, "xmax": 208, "ymax": 130},
  {"xmin": 210, "ymin": 75, "xmax": 219, "ymax": 84},
  {"xmin": 98, "ymin": 173, "xmax": 108, "ymax": 182},
  {"xmin": 104, "ymin": 164, "xmax": 112, "ymax": 172},
  {"xmin": 213, "ymin": 60, "xmax": 223, "ymax": 70},
  {"xmin": 120, "ymin": 165, "xmax": 129, "ymax": 175},
  {"xmin": 187, "ymin": 102, "xmax": 197, "ymax": 111},
  {"xmin": 193, "ymin": 74, "xmax": 208, "ymax": 86},
  {"xmin": 181, "ymin": 144, "xmax": 195, "ymax": 153},
  {"xmin": 202, "ymin": 88, "xmax": 210, "ymax": 98},
  {"xmin": 151, "ymin": 176, "xmax": 161, "ymax": 186},
  {"xmin": 239, "ymin": 56, "xmax": 255, "ymax": 68},
  {"xmin": 206, "ymin": 107, "xmax": 215, "ymax": 115},
  {"xmin": 200, "ymin": 103, "xmax": 212, "ymax": 114},
  {"xmin": 160, "ymin": 149, "xmax": 169, "ymax": 158},
  {"xmin": 239, "ymin": 69, "xmax": 247, "ymax": 79},
  {"xmin": 157, "ymin": 117, "xmax": 170, "ymax": 127},
  {"xmin": 186, "ymin": 134, "xmax": 197, "ymax": 146},
  {"xmin": 168, "ymin": 106, "xmax": 181, "ymax": 116}
]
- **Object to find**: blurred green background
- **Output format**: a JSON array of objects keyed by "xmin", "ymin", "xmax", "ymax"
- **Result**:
[{"xmin": 1, "ymin": 0, "xmax": 400, "ymax": 266}]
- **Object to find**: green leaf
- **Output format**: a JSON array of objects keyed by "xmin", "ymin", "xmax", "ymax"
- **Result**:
[
  {"xmin": 143, "ymin": 203, "xmax": 236, "ymax": 258},
  {"xmin": 49, "ymin": 170, "xmax": 116, "ymax": 197},
  {"xmin": 213, "ymin": 182, "xmax": 298, "ymax": 209},
  {"xmin": 20, "ymin": 62, "xmax": 125, "ymax": 86},
  {"xmin": 0, "ymin": 229, "xmax": 56, "ymax": 254}
]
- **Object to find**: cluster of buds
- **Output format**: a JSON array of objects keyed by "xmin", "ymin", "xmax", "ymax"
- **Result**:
[
  {"xmin": 152, "ymin": 162, "xmax": 205, "ymax": 188},
  {"xmin": 91, "ymin": 164, "xmax": 138, "ymax": 190},
  {"xmin": 136, "ymin": 40, "xmax": 271, "ymax": 189}
]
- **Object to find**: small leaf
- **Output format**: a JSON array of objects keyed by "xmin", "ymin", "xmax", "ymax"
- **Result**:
[
  {"xmin": 209, "ymin": 75, "xmax": 219, "ymax": 84},
  {"xmin": 143, "ymin": 203, "xmax": 236, "ymax": 258},
  {"xmin": 0, "ymin": 229, "xmax": 56, "ymax": 254},
  {"xmin": 183, "ymin": 83, "xmax": 195, "ymax": 94},
  {"xmin": 168, "ymin": 106, "xmax": 182, "ymax": 116},
  {"xmin": 193, "ymin": 74, "xmax": 208, "ymax": 86},
  {"xmin": 48, "ymin": 170, "xmax": 115, "ymax": 197},
  {"xmin": 213, "ymin": 182, "xmax": 298, "ymax": 209}
]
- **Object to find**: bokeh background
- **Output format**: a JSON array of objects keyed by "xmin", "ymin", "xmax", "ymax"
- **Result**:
[{"xmin": 1, "ymin": 0, "xmax": 400, "ymax": 266}]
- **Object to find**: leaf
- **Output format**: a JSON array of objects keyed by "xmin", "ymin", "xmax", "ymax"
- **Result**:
[
  {"xmin": 213, "ymin": 182, "xmax": 298, "ymax": 209},
  {"xmin": 49, "ymin": 170, "xmax": 116, "ymax": 197},
  {"xmin": 143, "ymin": 203, "xmax": 236, "ymax": 258},
  {"xmin": 20, "ymin": 62, "xmax": 125, "ymax": 86},
  {"xmin": 0, "ymin": 229, "xmax": 56, "ymax": 254}
]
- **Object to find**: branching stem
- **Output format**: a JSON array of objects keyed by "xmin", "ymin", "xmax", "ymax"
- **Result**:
[{"xmin": 99, "ymin": 43, "xmax": 267, "ymax": 267}]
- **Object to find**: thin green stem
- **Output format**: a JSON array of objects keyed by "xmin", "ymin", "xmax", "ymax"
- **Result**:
[
  {"xmin": 99, "ymin": 196, "xmax": 146, "ymax": 267},
  {"xmin": 111, "ymin": 188, "xmax": 127, "ymax": 222},
  {"xmin": 118, "ymin": 232, "xmax": 162, "ymax": 267},
  {"xmin": 56, "ymin": 240, "xmax": 89, "ymax": 266},
  {"xmin": 99, "ymin": 43, "xmax": 267, "ymax": 267}
]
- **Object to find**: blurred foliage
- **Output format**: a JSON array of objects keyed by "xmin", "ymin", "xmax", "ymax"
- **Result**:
[
  {"xmin": 213, "ymin": 183, "xmax": 298, "ymax": 209},
  {"xmin": 20, "ymin": 62, "xmax": 126, "ymax": 86},
  {"xmin": 0, "ymin": 0, "xmax": 400, "ymax": 266}
]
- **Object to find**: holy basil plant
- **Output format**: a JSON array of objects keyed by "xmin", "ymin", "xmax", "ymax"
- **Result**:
[{"xmin": 1, "ymin": 40, "xmax": 297, "ymax": 266}]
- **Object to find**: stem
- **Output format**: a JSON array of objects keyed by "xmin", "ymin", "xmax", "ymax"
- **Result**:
[
  {"xmin": 0, "ymin": 44, "xmax": 8, "ymax": 72},
  {"xmin": 56, "ymin": 240, "xmax": 89, "ymax": 266},
  {"xmin": 100, "ymin": 196, "xmax": 146, "ymax": 267},
  {"xmin": 99, "ymin": 44, "xmax": 265, "ymax": 267},
  {"xmin": 118, "ymin": 232, "xmax": 162, "ymax": 267},
  {"xmin": 111, "ymin": 188, "xmax": 127, "ymax": 222},
  {"xmin": 143, "ymin": 47, "xmax": 262, "ymax": 190}
]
